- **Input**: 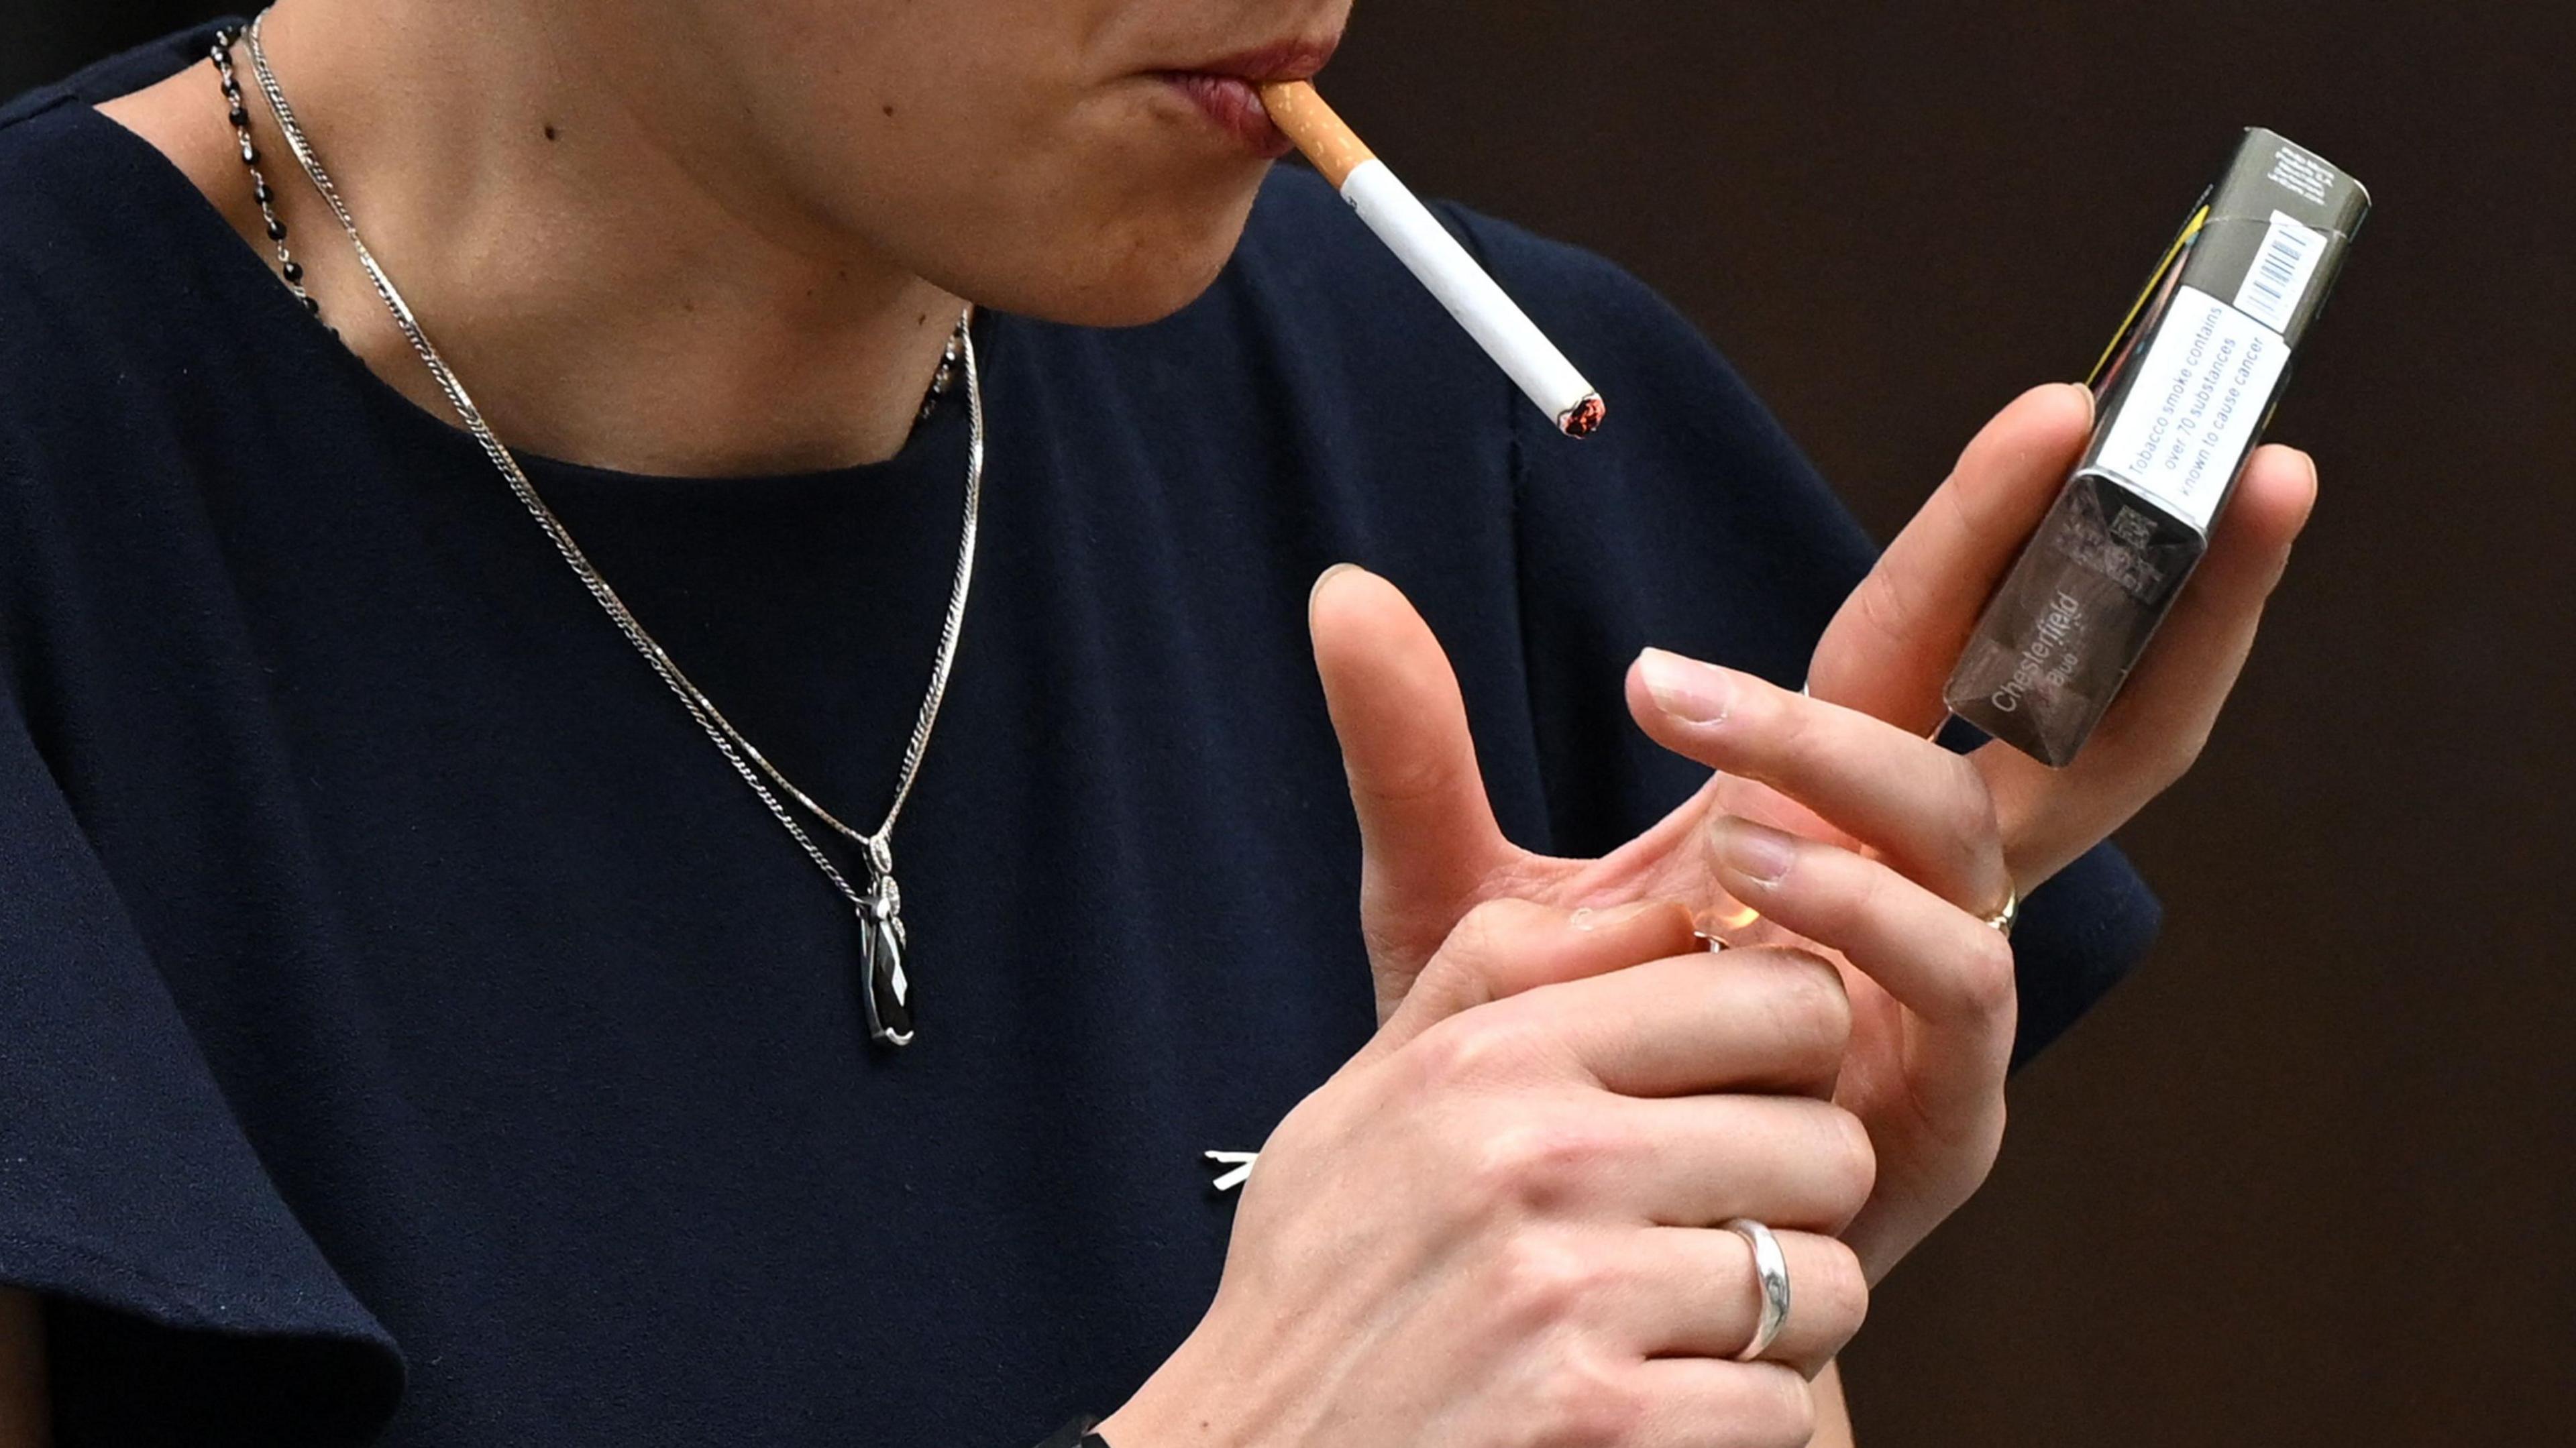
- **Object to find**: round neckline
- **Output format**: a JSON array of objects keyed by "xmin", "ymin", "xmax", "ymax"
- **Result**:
[{"xmin": 60, "ymin": 93, "xmax": 993, "ymax": 498}]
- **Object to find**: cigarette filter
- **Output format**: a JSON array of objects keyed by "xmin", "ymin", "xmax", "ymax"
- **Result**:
[{"xmin": 1945, "ymin": 129, "xmax": 2370, "ymax": 767}]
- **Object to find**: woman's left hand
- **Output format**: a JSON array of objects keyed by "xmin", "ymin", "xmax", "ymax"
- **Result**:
[
  {"xmin": 1309, "ymin": 382, "xmax": 2320, "ymax": 1282},
  {"xmin": 1613, "ymin": 659, "xmax": 2017, "ymax": 1280}
]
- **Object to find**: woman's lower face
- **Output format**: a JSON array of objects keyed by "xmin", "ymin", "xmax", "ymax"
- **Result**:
[{"xmin": 557, "ymin": 0, "xmax": 1357, "ymax": 325}]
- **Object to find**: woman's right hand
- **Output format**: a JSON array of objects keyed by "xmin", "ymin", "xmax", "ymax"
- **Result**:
[{"xmin": 1095, "ymin": 898, "xmax": 1874, "ymax": 1448}]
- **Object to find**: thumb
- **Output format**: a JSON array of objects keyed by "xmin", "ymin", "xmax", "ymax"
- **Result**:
[
  {"xmin": 1309, "ymin": 564, "xmax": 1515, "ymax": 1011},
  {"xmin": 1366, "ymin": 897, "xmax": 1701, "ymax": 1061}
]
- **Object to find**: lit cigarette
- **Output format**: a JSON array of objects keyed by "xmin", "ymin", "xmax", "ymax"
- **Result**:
[{"xmin": 1259, "ymin": 80, "xmax": 1607, "ymax": 439}]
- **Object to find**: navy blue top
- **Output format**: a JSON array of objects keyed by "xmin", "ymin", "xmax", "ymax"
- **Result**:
[{"xmin": 0, "ymin": 22, "xmax": 2159, "ymax": 1447}]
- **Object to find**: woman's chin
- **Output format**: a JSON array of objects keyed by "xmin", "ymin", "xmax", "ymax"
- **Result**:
[{"xmin": 959, "ymin": 191, "xmax": 1260, "ymax": 328}]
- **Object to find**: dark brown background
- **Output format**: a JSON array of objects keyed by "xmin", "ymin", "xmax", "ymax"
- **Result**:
[{"xmin": 12, "ymin": 3, "xmax": 2573, "ymax": 1443}]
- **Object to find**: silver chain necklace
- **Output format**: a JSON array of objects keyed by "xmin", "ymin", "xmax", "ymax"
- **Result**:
[{"xmin": 243, "ymin": 11, "xmax": 981, "ymax": 1048}]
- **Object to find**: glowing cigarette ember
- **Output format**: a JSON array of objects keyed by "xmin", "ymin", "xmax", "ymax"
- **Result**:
[{"xmin": 1260, "ymin": 80, "xmax": 1607, "ymax": 438}]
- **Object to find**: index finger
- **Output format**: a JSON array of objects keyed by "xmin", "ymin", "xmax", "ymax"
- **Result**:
[
  {"xmin": 1368, "ymin": 897, "xmax": 1704, "ymax": 1060},
  {"xmin": 1625, "ymin": 652, "xmax": 2010, "ymax": 913}
]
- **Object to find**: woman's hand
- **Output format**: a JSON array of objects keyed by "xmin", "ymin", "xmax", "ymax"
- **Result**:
[
  {"xmin": 1099, "ymin": 899, "xmax": 1872, "ymax": 1448},
  {"xmin": 1801, "ymin": 382, "xmax": 2320, "ymax": 887},
  {"xmin": 1621, "ymin": 658, "xmax": 2016, "ymax": 1276},
  {"xmin": 1307, "ymin": 383, "xmax": 2320, "ymax": 1281}
]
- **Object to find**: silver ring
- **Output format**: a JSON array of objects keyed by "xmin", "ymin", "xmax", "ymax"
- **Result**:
[{"xmin": 1723, "ymin": 1217, "xmax": 1792, "ymax": 1361}]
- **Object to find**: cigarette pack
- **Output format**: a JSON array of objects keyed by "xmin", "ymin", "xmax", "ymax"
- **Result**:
[{"xmin": 1944, "ymin": 129, "xmax": 2369, "ymax": 767}]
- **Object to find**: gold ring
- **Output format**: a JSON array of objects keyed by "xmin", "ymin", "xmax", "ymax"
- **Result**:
[{"xmin": 1981, "ymin": 887, "xmax": 2020, "ymax": 938}]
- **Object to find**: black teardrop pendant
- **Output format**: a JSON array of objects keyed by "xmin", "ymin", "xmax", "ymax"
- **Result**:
[{"xmin": 858, "ymin": 873, "xmax": 915, "ymax": 1047}]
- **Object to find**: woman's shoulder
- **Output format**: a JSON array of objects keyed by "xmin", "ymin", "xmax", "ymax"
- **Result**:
[
  {"xmin": 0, "ymin": 105, "xmax": 125, "ymax": 299},
  {"xmin": 0, "ymin": 22, "xmax": 232, "ymax": 315},
  {"xmin": 0, "ymin": 103, "xmax": 142, "ymax": 521},
  {"xmin": 0, "ymin": 100, "xmax": 209, "ymax": 477},
  {"xmin": 0, "ymin": 109, "xmax": 189, "ymax": 382},
  {"xmin": 0, "ymin": 89, "xmax": 259, "ymax": 632},
  {"xmin": 0, "ymin": 18, "xmax": 223, "ymax": 133}
]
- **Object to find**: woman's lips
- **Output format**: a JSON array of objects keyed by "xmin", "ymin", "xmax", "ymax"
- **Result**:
[
  {"xmin": 1161, "ymin": 72, "xmax": 1294, "ymax": 158},
  {"xmin": 1157, "ymin": 33, "xmax": 1339, "ymax": 158}
]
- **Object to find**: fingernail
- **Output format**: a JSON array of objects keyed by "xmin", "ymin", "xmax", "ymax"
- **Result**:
[
  {"xmin": 1713, "ymin": 818, "xmax": 1796, "ymax": 885},
  {"xmin": 1308, "ymin": 562, "xmax": 1362, "ymax": 620},
  {"xmin": 1640, "ymin": 649, "xmax": 1734, "ymax": 725}
]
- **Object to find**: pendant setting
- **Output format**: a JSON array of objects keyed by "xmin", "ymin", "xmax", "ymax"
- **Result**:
[{"xmin": 859, "ymin": 866, "xmax": 915, "ymax": 1048}]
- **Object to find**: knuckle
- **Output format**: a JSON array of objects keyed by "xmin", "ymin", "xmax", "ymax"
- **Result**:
[
  {"xmin": 1827, "ymin": 860, "xmax": 1892, "ymax": 952},
  {"xmin": 1533, "ymin": 1349, "xmax": 1646, "ymax": 1448},
  {"xmin": 2161, "ymin": 725, "xmax": 2212, "ymax": 785},
  {"xmin": 1761, "ymin": 951, "xmax": 1854, "ymax": 1064},
  {"xmin": 1943, "ymin": 769, "xmax": 2013, "ymax": 902},
  {"xmin": 1822, "ymin": 1109, "xmax": 1878, "ymax": 1219},
  {"xmin": 1438, "ymin": 899, "xmax": 1559, "ymax": 985},
  {"xmin": 2109, "ymin": 718, "xmax": 2211, "ymax": 794},
  {"xmin": 1950, "ymin": 926, "xmax": 2019, "ymax": 1022},
  {"xmin": 1406, "ymin": 1013, "xmax": 1530, "ymax": 1092},
  {"xmin": 1368, "ymin": 748, "xmax": 1469, "ymax": 809},
  {"xmin": 1807, "ymin": 1239, "xmax": 1872, "ymax": 1353},
  {"xmin": 1769, "ymin": 691, "xmax": 1829, "ymax": 775},
  {"xmin": 1849, "ymin": 567, "xmax": 1917, "ymax": 653},
  {"xmin": 1489, "ymin": 1231, "xmax": 1602, "ymax": 1330},
  {"xmin": 1947, "ymin": 760, "xmax": 2002, "ymax": 849},
  {"xmin": 1393, "ymin": 946, "xmax": 1471, "ymax": 1018},
  {"xmin": 1711, "ymin": 1363, "xmax": 1816, "ymax": 1448},
  {"xmin": 1748, "ymin": 1366, "xmax": 1819, "ymax": 1448},
  {"xmin": 1470, "ymin": 1115, "xmax": 1617, "ymax": 1215},
  {"xmin": 1440, "ymin": 899, "xmax": 1519, "ymax": 972}
]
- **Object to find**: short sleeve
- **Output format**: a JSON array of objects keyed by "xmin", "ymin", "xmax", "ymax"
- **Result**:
[
  {"xmin": 1442, "ymin": 205, "xmax": 2161, "ymax": 1070},
  {"xmin": 0, "ymin": 670, "xmax": 402, "ymax": 1442}
]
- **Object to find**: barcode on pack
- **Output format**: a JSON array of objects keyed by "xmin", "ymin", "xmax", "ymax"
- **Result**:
[{"xmin": 2233, "ymin": 210, "xmax": 2329, "ymax": 333}]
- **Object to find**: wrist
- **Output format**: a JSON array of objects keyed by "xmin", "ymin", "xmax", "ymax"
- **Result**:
[
  {"xmin": 1091, "ymin": 1385, "xmax": 1175, "ymax": 1448},
  {"xmin": 1091, "ymin": 1327, "xmax": 1248, "ymax": 1448}
]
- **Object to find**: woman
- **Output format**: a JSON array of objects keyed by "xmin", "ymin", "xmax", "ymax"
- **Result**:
[{"xmin": 0, "ymin": 1, "xmax": 2318, "ymax": 1444}]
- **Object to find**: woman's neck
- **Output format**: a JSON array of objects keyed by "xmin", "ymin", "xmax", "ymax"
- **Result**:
[{"xmin": 107, "ymin": 0, "xmax": 965, "ymax": 476}]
